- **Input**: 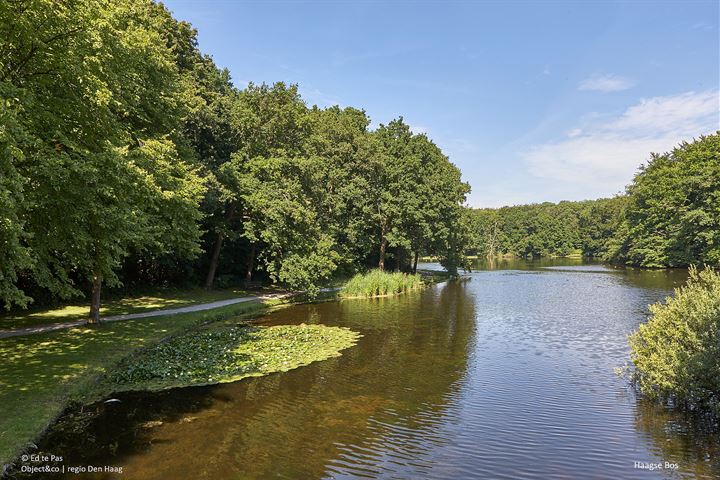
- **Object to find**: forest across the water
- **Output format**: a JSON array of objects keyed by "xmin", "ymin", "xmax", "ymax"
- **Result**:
[{"xmin": 466, "ymin": 133, "xmax": 719, "ymax": 269}]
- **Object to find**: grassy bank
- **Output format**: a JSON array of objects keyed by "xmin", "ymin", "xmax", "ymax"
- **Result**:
[
  {"xmin": 0, "ymin": 298, "xmax": 293, "ymax": 468},
  {"xmin": 340, "ymin": 270, "xmax": 424, "ymax": 298},
  {"xmin": 0, "ymin": 287, "xmax": 258, "ymax": 331}
]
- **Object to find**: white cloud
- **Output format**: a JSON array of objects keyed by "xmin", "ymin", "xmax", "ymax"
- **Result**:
[
  {"xmin": 605, "ymin": 90, "xmax": 719, "ymax": 135},
  {"xmin": 578, "ymin": 73, "xmax": 635, "ymax": 92},
  {"xmin": 522, "ymin": 90, "xmax": 720, "ymax": 198},
  {"xmin": 566, "ymin": 128, "xmax": 582, "ymax": 138}
]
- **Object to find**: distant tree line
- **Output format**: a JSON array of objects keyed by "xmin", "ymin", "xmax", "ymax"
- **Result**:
[
  {"xmin": 0, "ymin": 0, "xmax": 469, "ymax": 320},
  {"xmin": 467, "ymin": 133, "xmax": 719, "ymax": 268}
]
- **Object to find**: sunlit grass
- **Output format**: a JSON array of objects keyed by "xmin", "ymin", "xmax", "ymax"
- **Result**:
[
  {"xmin": 0, "ymin": 300, "xmax": 270, "ymax": 467},
  {"xmin": 0, "ymin": 287, "xmax": 252, "ymax": 331}
]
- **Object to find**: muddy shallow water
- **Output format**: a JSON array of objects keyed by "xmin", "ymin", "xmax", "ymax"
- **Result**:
[{"xmin": 16, "ymin": 260, "xmax": 719, "ymax": 479}]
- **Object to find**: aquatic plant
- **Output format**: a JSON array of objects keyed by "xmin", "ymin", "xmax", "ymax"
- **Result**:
[
  {"xmin": 340, "ymin": 270, "xmax": 423, "ymax": 298},
  {"xmin": 103, "ymin": 324, "xmax": 360, "ymax": 392}
]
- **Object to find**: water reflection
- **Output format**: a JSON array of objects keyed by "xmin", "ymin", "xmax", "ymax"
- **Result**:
[
  {"xmin": 18, "ymin": 260, "xmax": 718, "ymax": 480},
  {"xmin": 26, "ymin": 281, "xmax": 476, "ymax": 479},
  {"xmin": 635, "ymin": 399, "xmax": 720, "ymax": 479}
]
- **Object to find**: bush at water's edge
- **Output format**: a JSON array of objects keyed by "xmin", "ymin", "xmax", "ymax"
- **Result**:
[{"xmin": 629, "ymin": 266, "xmax": 720, "ymax": 418}]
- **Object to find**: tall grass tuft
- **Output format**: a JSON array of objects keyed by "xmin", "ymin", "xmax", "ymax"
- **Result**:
[{"xmin": 340, "ymin": 270, "xmax": 424, "ymax": 298}]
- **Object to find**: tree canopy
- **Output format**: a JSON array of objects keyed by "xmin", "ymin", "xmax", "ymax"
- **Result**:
[
  {"xmin": 0, "ymin": 0, "xmax": 470, "ymax": 317},
  {"xmin": 614, "ymin": 133, "xmax": 720, "ymax": 267}
]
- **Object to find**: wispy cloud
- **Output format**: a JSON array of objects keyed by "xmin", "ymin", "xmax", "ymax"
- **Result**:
[
  {"xmin": 691, "ymin": 22, "xmax": 713, "ymax": 31},
  {"xmin": 566, "ymin": 128, "xmax": 582, "ymax": 138},
  {"xmin": 298, "ymin": 86, "xmax": 342, "ymax": 108},
  {"xmin": 605, "ymin": 90, "xmax": 719, "ymax": 135},
  {"xmin": 522, "ymin": 90, "xmax": 719, "ymax": 198},
  {"xmin": 578, "ymin": 73, "xmax": 635, "ymax": 92}
]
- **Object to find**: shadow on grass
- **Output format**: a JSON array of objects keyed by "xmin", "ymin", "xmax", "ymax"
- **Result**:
[
  {"xmin": 0, "ymin": 301, "xmax": 269, "ymax": 467},
  {"xmin": 0, "ymin": 287, "xmax": 253, "ymax": 331}
]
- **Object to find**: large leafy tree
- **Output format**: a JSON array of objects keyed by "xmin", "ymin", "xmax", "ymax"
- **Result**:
[
  {"xmin": 303, "ymin": 106, "xmax": 378, "ymax": 274},
  {"xmin": 204, "ymin": 82, "xmax": 309, "ymax": 288},
  {"xmin": 228, "ymin": 155, "xmax": 339, "ymax": 295},
  {"xmin": 0, "ymin": 82, "xmax": 30, "ymax": 309},
  {"xmin": 1, "ymin": 0, "xmax": 205, "ymax": 320},
  {"xmin": 361, "ymin": 119, "xmax": 470, "ymax": 273},
  {"xmin": 367, "ymin": 119, "xmax": 414, "ymax": 271},
  {"xmin": 615, "ymin": 133, "xmax": 720, "ymax": 267}
]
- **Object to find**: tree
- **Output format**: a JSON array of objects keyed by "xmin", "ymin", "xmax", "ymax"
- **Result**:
[
  {"xmin": 468, "ymin": 209, "xmax": 501, "ymax": 258},
  {"xmin": 205, "ymin": 82, "xmax": 309, "ymax": 288},
  {"xmin": 1, "ymin": 0, "xmax": 206, "ymax": 321},
  {"xmin": 0, "ymin": 82, "xmax": 30, "ymax": 309},
  {"xmin": 615, "ymin": 133, "xmax": 720, "ymax": 267},
  {"xmin": 578, "ymin": 196, "xmax": 627, "ymax": 259}
]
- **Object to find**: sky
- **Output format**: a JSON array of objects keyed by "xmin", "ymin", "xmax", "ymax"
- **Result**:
[{"xmin": 164, "ymin": 0, "xmax": 720, "ymax": 208}]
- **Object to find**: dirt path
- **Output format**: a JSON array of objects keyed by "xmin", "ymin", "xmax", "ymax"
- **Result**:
[{"xmin": 0, "ymin": 293, "xmax": 293, "ymax": 340}]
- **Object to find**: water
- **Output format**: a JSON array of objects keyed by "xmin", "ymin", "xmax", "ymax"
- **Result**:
[{"xmin": 25, "ymin": 260, "xmax": 719, "ymax": 479}]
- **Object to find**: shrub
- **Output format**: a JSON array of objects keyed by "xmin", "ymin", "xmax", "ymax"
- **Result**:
[
  {"xmin": 629, "ymin": 266, "xmax": 720, "ymax": 416},
  {"xmin": 340, "ymin": 270, "xmax": 423, "ymax": 298}
]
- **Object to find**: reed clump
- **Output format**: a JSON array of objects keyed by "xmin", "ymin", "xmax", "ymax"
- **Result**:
[{"xmin": 340, "ymin": 270, "xmax": 424, "ymax": 298}]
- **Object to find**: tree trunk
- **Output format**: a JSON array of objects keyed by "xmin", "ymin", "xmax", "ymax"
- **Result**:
[
  {"xmin": 204, "ymin": 203, "xmax": 237, "ymax": 289},
  {"xmin": 486, "ymin": 219, "xmax": 499, "ymax": 259},
  {"xmin": 245, "ymin": 243, "xmax": 256, "ymax": 287},
  {"xmin": 413, "ymin": 251, "xmax": 419, "ymax": 274},
  {"xmin": 204, "ymin": 232, "xmax": 224, "ymax": 289},
  {"xmin": 378, "ymin": 235, "xmax": 387, "ymax": 271},
  {"xmin": 89, "ymin": 273, "xmax": 102, "ymax": 324}
]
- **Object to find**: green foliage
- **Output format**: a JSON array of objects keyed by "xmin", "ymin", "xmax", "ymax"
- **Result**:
[
  {"xmin": 370, "ymin": 119, "xmax": 470, "ymax": 272},
  {"xmin": 578, "ymin": 196, "xmax": 628, "ymax": 259},
  {"xmin": 629, "ymin": 267, "xmax": 720, "ymax": 417},
  {"xmin": 340, "ymin": 270, "xmax": 424, "ymax": 298},
  {"xmin": 467, "ymin": 199, "xmax": 623, "ymax": 259},
  {"xmin": 614, "ymin": 133, "xmax": 720, "ymax": 267},
  {"xmin": 103, "ymin": 324, "xmax": 360, "ymax": 392},
  {"xmin": 0, "ymin": 0, "xmax": 206, "ymax": 312},
  {"xmin": 0, "ymin": 83, "xmax": 31, "ymax": 308},
  {"xmin": 0, "ymin": 1, "xmax": 472, "ymax": 311}
]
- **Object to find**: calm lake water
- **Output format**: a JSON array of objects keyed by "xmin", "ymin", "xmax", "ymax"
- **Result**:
[{"xmin": 27, "ymin": 259, "xmax": 720, "ymax": 479}]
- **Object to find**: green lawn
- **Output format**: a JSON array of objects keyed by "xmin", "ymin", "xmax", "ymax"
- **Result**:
[
  {"xmin": 0, "ymin": 287, "xmax": 254, "ymax": 331},
  {"xmin": 0, "ymin": 301, "xmax": 271, "ymax": 467}
]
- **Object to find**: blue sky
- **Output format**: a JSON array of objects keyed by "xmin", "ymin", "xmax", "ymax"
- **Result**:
[{"xmin": 164, "ymin": 0, "xmax": 719, "ymax": 207}]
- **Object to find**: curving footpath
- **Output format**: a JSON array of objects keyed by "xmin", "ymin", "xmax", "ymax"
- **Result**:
[{"xmin": 0, "ymin": 293, "xmax": 295, "ymax": 340}]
